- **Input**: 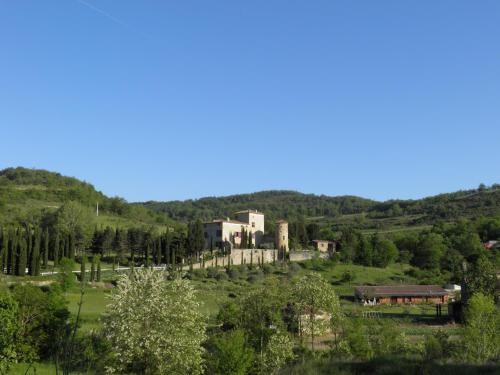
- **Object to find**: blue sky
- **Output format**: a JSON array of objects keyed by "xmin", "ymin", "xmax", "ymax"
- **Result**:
[{"xmin": 1, "ymin": 1, "xmax": 499, "ymax": 202}]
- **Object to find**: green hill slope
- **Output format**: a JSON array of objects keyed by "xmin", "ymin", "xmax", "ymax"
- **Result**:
[
  {"xmin": 140, "ymin": 186, "xmax": 500, "ymax": 232},
  {"xmin": 0, "ymin": 167, "xmax": 176, "ymax": 229},
  {"xmin": 139, "ymin": 190, "xmax": 377, "ymax": 222}
]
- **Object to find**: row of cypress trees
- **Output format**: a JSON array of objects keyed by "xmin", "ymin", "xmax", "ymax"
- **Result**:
[{"xmin": 0, "ymin": 226, "xmax": 75, "ymax": 276}]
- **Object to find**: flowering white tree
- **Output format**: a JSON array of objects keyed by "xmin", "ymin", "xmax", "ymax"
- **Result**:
[
  {"xmin": 293, "ymin": 273, "xmax": 342, "ymax": 350},
  {"xmin": 104, "ymin": 268, "xmax": 207, "ymax": 375},
  {"xmin": 261, "ymin": 331, "xmax": 295, "ymax": 374}
]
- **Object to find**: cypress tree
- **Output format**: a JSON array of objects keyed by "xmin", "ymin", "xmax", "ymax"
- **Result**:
[
  {"xmin": 250, "ymin": 251, "xmax": 253, "ymax": 268},
  {"xmin": 68, "ymin": 234, "xmax": 75, "ymax": 260},
  {"xmin": 80, "ymin": 255, "xmax": 87, "ymax": 282},
  {"xmin": 248, "ymin": 231, "xmax": 253, "ymax": 249},
  {"xmin": 96, "ymin": 256, "xmax": 101, "ymax": 282},
  {"xmin": 241, "ymin": 251, "xmax": 244, "ymax": 266},
  {"xmin": 7, "ymin": 229, "xmax": 16, "ymax": 275},
  {"xmin": 63, "ymin": 235, "xmax": 69, "ymax": 259},
  {"xmin": 90, "ymin": 257, "xmax": 96, "ymax": 282},
  {"xmin": 17, "ymin": 237, "xmax": 27, "ymax": 276},
  {"xmin": 30, "ymin": 228, "xmax": 41, "ymax": 276},
  {"xmin": 145, "ymin": 241, "xmax": 150, "ymax": 266},
  {"xmin": 53, "ymin": 232, "xmax": 60, "ymax": 266},
  {"xmin": 26, "ymin": 225, "xmax": 32, "ymax": 265},
  {"xmin": 0, "ymin": 228, "xmax": 5, "ymax": 273},
  {"xmin": 241, "ymin": 228, "xmax": 246, "ymax": 249},
  {"xmin": 43, "ymin": 228, "xmax": 49, "ymax": 268}
]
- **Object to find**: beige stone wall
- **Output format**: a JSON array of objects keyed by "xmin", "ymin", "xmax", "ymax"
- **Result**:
[
  {"xmin": 235, "ymin": 211, "xmax": 265, "ymax": 247},
  {"xmin": 275, "ymin": 222, "xmax": 289, "ymax": 252},
  {"xmin": 200, "ymin": 249, "xmax": 278, "ymax": 268},
  {"xmin": 314, "ymin": 241, "xmax": 329, "ymax": 252}
]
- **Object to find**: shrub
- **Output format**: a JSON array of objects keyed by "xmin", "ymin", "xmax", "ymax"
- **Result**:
[
  {"xmin": 206, "ymin": 267, "xmax": 218, "ymax": 279},
  {"xmin": 227, "ymin": 268, "xmax": 240, "ymax": 280},
  {"xmin": 192, "ymin": 269, "xmax": 208, "ymax": 279},
  {"xmin": 216, "ymin": 272, "xmax": 229, "ymax": 281},
  {"xmin": 262, "ymin": 264, "xmax": 274, "ymax": 275}
]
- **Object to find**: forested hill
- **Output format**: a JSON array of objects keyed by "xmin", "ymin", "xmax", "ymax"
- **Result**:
[
  {"xmin": 0, "ymin": 167, "xmax": 174, "ymax": 228},
  {"xmin": 140, "ymin": 191, "xmax": 376, "ymax": 222},
  {"xmin": 140, "ymin": 185, "xmax": 500, "ymax": 226}
]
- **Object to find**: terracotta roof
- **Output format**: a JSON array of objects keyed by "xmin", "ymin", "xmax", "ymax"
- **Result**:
[
  {"xmin": 312, "ymin": 239, "xmax": 336, "ymax": 244},
  {"xmin": 276, "ymin": 219, "xmax": 288, "ymax": 224},
  {"xmin": 235, "ymin": 209, "xmax": 264, "ymax": 215},
  {"xmin": 204, "ymin": 219, "xmax": 249, "ymax": 225},
  {"xmin": 354, "ymin": 285, "xmax": 447, "ymax": 297}
]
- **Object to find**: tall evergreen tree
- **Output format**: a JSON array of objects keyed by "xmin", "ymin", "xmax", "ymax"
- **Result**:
[
  {"xmin": 241, "ymin": 228, "xmax": 247, "ymax": 249},
  {"xmin": 29, "ymin": 227, "xmax": 41, "ymax": 276},
  {"xmin": 42, "ymin": 228, "xmax": 49, "ymax": 268},
  {"xmin": 7, "ymin": 229, "xmax": 16, "ymax": 275},
  {"xmin": 17, "ymin": 237, "xmax": 27, "ymax": 276},
  {"xmin": 96, "ymin": 255, "xmax": 102, "ymax": 282},
  {"xmin": 0, "ymin": 228, "xmax": 5, "ymax": 273},
  {"xmin": 90, "ymin": 257, "xmax": 96, "ymax": 282},
  {"xmin": 145, "ymin": 240, "xmax": 151, "ymax": 266},
  {"xmin": 248, "ymin": 231, "xmax": 253, "ymax": 249},
  {"xmin": 68, "ymin": 233, "xmax": 75, "ymax": 260},
  {"xmin": 53, "ymin": 231, "xmax": 60, "ymax": 266}
]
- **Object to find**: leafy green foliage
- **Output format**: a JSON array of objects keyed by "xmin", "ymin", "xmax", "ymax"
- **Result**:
[
  {"xmin": 205, "ymin": 330, "xmax": 254, "ymax": 375},
  {"xmin": 461, "ymin": 293, "xmax": 500, "ymax": 363}
]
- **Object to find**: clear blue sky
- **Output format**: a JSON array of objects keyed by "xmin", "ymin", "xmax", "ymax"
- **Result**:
[{"xmin": 1, "ymin": 1, "xmax": 499, "ymax": 202}]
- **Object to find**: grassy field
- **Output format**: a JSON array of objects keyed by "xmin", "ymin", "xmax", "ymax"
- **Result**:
[{"xmin": 8, "ymin": 259, "xmax": 462, "ymax": 374}]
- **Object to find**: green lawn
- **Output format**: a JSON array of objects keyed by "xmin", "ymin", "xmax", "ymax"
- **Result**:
[{"xmin": 7, "ymin": 259, "xmax": 462, "ymax": 373}]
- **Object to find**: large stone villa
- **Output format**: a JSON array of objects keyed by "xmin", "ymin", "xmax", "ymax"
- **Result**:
[{"xmin": 203, "ymin": 210, "xmax": 289, "ymax": 251}]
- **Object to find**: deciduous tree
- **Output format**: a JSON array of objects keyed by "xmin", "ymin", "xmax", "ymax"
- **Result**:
[{"xmin": 104, "ymin": 269, "xmax": 207, "ymax": 375}]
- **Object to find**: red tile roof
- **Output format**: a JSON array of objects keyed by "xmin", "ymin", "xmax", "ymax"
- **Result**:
[{"xmin": 355, "ymin": 285, "xmax": 447, "ymax": 297}]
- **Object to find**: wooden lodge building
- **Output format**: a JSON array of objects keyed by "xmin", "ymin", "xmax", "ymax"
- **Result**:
[{"xmin": 355, "ymin": 285, "xmax": 449, "ymax": 305}]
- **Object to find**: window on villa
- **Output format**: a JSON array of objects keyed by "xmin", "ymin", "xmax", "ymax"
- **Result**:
[{"xmin": 252, "ymin": 222, "xmax": 255, "ymax": 228}]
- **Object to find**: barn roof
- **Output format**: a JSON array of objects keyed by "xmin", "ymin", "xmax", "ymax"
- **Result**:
[{"xmin": 354, "ymin": 285, "xmax": 447, "ymax": 297}]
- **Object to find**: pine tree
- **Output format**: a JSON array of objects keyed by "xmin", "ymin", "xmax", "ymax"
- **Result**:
[{"xmin": 80, "ymin": 255, "xmax": 87, "ymax": 282}]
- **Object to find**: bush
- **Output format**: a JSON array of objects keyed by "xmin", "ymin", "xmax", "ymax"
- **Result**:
[
  {"xmin": 262, "ymin": 264, "xmax": 274, "ymax": 275},
  {"xmin": 288, "ymin": 262, "xmax": 301, "ymax": 273},
  {"xmin": 192, "ymin": 269, "xmax": 208, "ymax": 279},
  {"xmin": 227, "ymin": 268, "xmax": 240, "ymax": 280},
  {"xmin": 247, "ymin": 270, "xmax": 264, "ymax": 283},
  {"xmin": 206, "ymin": 267, "xmax": 219, "ymax": 279},
  {"xmin": 216, "ymin": 272, "xmax": 229, "ymax": 281}
]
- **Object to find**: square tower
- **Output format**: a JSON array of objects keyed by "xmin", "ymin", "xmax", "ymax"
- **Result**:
[{"xmin": 235, "ymin": 210, "xmax": 264, "ymax": 247}]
